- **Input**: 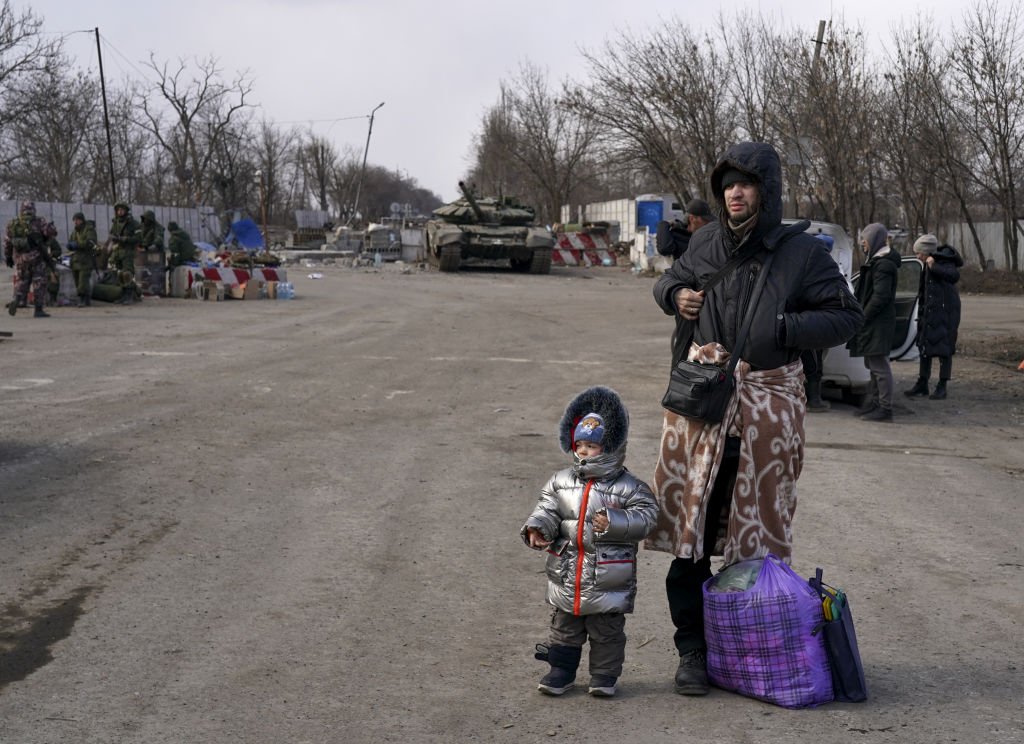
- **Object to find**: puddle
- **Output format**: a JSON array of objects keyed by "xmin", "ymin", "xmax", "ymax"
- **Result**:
[{"xmin": 0, "ymin": 586, "xmax": 94, "ymax": 689}]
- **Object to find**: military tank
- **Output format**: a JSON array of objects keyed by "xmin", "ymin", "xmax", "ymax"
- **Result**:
[{"xmin": 423, "ymin": 182, "xmax": 554, "ymax": 273}]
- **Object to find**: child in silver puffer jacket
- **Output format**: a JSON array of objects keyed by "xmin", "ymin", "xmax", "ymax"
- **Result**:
[{"xmin": 521, "ymin": 386, "xmax": 658, "ymax": 697}]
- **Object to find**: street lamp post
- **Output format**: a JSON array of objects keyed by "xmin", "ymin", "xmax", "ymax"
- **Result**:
[{"xmin": 350, "ymin": 102, "xmax": 384, "ymax": 226}]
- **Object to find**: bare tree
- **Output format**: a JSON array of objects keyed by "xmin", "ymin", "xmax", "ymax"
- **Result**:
[
  {"xmin": 886, "ymin": 18, "xmax": 989, "ymax": 264},
  {"xmin": 135, "ymin": 54, "xmax": 255, "ymax": 207},
  {"xmin": 947, "ymin": 0, "xmax": 1024, "ymax": 270},
  {"xmin": 466, "ymin": 98, "xmax": 530, "ymax": 202},
  {"xmin": 468, "ymin": 63, "xmax": 600, "ymax": 223},
  {"xmin": 254, "ymin": 121, "xmax": 298, "ymax": 224},
  {"xmin": 88, "ymin": 85, "xmax": 150, "ymax": 205},
  {"xmin": 0, "ymin": 62, "xmax": 100, "ymax": 200},
  {"xmin": 721, "ymin": 12, "xmax": 788, "ymax": 144},
  {"xmin": 298, "ymin": 132, "xmax": 339, "ymax": 213},
  {"xmin": 0, "ymin": 0, "xmax": 60, "ymax": 91},
  {"xmin": 568, "ymin": 21, "xmax": 737, "ymax": 203}
]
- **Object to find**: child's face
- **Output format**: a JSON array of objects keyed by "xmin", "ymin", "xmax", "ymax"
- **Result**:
[{"xmin": 574, "ymin": 440, "xmax": 604, "ymax": 458}]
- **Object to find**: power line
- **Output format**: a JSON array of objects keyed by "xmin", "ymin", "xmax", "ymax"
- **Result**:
[
  {"xmin": 96, "ymin": 32, "xmax": 157, "ymax": 85},
  {"xmin": 278, "ymin": 114, "xmax": 369, "ymax": 125}
]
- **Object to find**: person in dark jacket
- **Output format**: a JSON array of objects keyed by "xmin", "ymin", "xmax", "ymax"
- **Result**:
[
  {"xmin": 655, "ymin": 199, "xmax": 715, "ymax": 261},
  {"xmin": 646, "ymin": 142, "xmax": 863, "ymax": 695},
  {"xmin": 802, "ymin": 233, "xmax": 838, "ymax": 411},
  {"xmin": 904, "ymin": 233, "xmax": 962, "ymax": 400},
  {"xmin": 847, "ymin": 223, "xmax": 902, "ymax": 421}
]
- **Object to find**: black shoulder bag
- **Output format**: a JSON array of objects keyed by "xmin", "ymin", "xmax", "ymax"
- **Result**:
[{"xmin": 661, "ymin": 246, "xmax": 775, "ymax": 423}]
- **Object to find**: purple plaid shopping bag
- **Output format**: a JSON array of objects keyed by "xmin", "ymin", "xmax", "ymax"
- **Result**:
[{"xmin": 703, "ymin": 555, "xmax": 833, "ymax": 708}]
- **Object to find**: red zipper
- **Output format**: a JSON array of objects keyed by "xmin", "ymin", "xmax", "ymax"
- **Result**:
[{"xmin": 573, "ymin": 480, "xmax": 594, "ymax": 615}]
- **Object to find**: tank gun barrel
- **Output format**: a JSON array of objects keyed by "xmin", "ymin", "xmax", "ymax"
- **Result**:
[{"xmin": 458, "ymin": 181, "xmax": 486, "ymax": 222}]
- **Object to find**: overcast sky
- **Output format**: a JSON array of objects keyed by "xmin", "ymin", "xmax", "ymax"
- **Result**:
[{"xmin": 33, "ymin": 0, "xmax": 969, "ymax": 202}]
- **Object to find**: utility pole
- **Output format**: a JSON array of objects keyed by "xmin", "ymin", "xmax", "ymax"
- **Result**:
[
  {"xmin": 350, "ymin": 102, "xmax": 384, "ymax": 226},
  {"xmin": 95, "ymin": 28, "xmax": 117, "ymax": 202},
  {"xmin": 811, "ymin": 20, "xmax": 827, "ymax": 76}
]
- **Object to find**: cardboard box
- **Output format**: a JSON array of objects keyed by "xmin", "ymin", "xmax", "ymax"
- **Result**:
[
  {"xmin": 227, "ymin": 283, "xmax": 245, "ymax": 299},
  {"xmin": 243, "ymin": 280, "xmax": 263, "ymax": 300},
  {"xmin": 264, "ymin": 281, "xmax": 278, "ymax": 299},
  {"xmin": 202, "ymin": 280, "xmax": 224, "ymax": 301}
]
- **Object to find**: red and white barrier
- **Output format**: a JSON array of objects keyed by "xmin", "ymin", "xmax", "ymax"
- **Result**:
[
  {"xmin": 170, "ymin": 266, "xmax": 287, "ymax": 297},
  {"xmin": 552, "ymin": 232, "xmax": 617, "ymax": 267}
]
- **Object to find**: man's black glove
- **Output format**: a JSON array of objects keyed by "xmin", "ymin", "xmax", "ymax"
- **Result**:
[{"xmin": 68, "ymin": 240, "xmax": 79, "ymax": 251}]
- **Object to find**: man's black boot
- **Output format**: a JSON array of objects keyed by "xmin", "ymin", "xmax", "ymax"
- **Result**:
[
  {"xmin": 674, "ymin": 648, "xmax": 709, "ymax": 695},
  {"xmin": 854, "ymin": 395, "xmax": 878, "ymax": 416},
  {"xmin": 904, "ymin": 378, "xmax": 929, "ymax": 397},
  {"xmin": 861, "ymin": 406, "xmax": 893, "ymax": 422},
  {"xmin": 929, "ymin": 380, "xmax": 948, "ymax": 400},
  {"xmin": 6, "ymin": 301, "xmax": 16, "ymax": 317},
  {"xmin": 33, "ymin": 307, "xmax": 50, "ymax": 318}
]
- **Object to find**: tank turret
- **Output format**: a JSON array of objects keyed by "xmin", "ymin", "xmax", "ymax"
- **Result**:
[{"xmin": 430, "ymin": 183, "xmax": 538, "ymax": 227}]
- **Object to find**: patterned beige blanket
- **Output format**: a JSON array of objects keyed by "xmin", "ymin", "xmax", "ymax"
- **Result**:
[{"xmin": 646, "ymin": 343, "xmax": 806, "ymax": 565}]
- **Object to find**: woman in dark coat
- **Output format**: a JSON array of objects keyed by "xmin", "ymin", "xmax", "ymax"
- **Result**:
[
  {"xmin": 904, "ymin": 234, "xmax": 963, "ymax": 400},
  {"xmin": 847, "ymin": 223, "xmax": 902, "ymax": 421}
]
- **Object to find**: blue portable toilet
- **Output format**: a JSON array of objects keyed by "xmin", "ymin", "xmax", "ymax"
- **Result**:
[{"xmin": 635, "ymin": 194, "xmax": 666, "ymax": 237}]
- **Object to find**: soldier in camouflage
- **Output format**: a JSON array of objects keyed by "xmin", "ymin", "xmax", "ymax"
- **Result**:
[
  {"xmin": 140, "ymin": 210, "xmax": 165, "ymax": 253},
  {"xmin": 4, "ymin": 201, "xmax": 56, "ymax": 317},
  {"xmin": 46, "ymin": 232, "xmax": 63, "ymax": 305},
  {"xmin": 68, "ymin": 212, "xmax": 98, "ymax": 306},
  {"xmin": 109, "ymin": 202, "xmax": 141, "ymax": 304},
  {"xmin": 166, "ymin": 221, "xmax": 197, "ymax": 267}
]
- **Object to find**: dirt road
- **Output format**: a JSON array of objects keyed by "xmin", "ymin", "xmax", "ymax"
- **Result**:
[{"xmin": 1, "ymin": 265, "xmax": 1021, "ymax": 743}]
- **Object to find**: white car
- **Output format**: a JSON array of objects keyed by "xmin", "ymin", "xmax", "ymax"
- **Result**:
[{"xmin": 784, "ymin": 220, "xmax": 922, "ymax": 405}]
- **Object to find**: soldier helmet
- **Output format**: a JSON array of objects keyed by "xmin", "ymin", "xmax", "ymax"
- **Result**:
[
  {"xmin": 167, "ymin": 221, "xmax": 179, "ymax": 231},
  {"xmin": 73, "ymin": 211, "xmax": 86, "ymax": 222},
  {"xmin": 143, "ymin": 209, "xmax": 156, "ymax": 221},
  {"xmin": 114, "ymin": 201, "xmax": 129, "ymax": 212},
  {"xmin": 20, "ymin": 200, "xmax": 35, "ymax": 215}
]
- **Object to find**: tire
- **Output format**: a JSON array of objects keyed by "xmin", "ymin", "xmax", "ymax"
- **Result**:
[
  {"xmin": 529, "ymin": 249, "xmax": 552, "ymax": 275},
  {"xmin": 841, "ymin": 387, "xmax": 866, "ymax": 407},
  {"xmin": 438, "ymin": 244, "xmax": 460, "ymax": 272}
]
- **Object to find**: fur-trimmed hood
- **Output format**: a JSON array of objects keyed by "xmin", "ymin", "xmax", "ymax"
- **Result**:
[{"xmin": 558, "ymin": 386, "xmax": 629, "ymax": 454}]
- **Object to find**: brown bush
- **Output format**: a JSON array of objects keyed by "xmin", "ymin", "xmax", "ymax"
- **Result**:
[{"xmin": 958, "ymin": 268, "xmax": 1024, "ymax": 295}]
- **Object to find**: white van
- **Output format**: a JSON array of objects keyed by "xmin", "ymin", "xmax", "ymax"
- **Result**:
[{"xmin": 784, "ymin": 220, "xmax": 922, "ymax": 404}]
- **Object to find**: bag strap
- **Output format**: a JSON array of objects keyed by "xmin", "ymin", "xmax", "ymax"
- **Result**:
[
  {"xmin": 724, "ymin": 249, "xmax": 775, "ymax": 377},
  {"xmin": 699, "ymin": 221, "xmax": 805, "ymax": 293},
  {"xmin": 698, "ymin": 240, "xmax": 761, "ymax": 293}
]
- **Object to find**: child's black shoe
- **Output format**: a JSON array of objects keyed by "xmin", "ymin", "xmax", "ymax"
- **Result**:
[{"xmin": 587, "ymin": 674, "xmax": 618, "ymax": 697}]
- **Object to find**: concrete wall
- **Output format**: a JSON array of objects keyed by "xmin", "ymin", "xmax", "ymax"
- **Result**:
[
  {"xmin": 562, "ymin": 198, "xmax": 638, "ymax": 244},
  {"xmin": 944, "ymin": 220, "xmax": 1022, "ymax": 270}
]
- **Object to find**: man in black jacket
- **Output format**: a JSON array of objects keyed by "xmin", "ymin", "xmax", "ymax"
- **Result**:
[
  {"xmin": 645, "ymin": 142, "xmax": 863, "ymax": 695},
  {"xmin": 655, "ymin": 198, "xmax": 715, "ymax": 261}
]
